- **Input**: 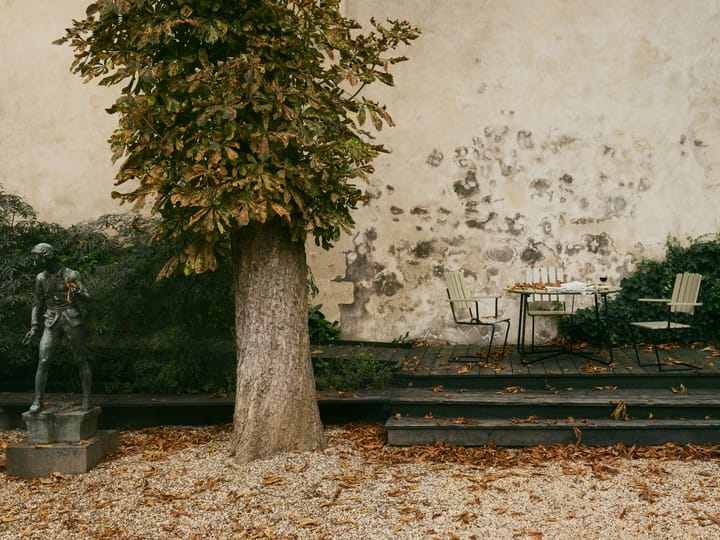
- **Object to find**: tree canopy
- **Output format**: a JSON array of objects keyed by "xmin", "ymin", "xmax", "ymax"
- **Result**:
[{"xmin": 56, "ymin": 0, "xmax": 420, "ymax": 276}]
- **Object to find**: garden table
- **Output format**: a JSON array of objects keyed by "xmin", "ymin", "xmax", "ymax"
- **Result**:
[{"xmin": 505, "ymin": 284, "xmax": 621, "ymax": 366}]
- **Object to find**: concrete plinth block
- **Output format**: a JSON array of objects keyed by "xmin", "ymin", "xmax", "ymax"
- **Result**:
[
  {"xmin": 6, "ymin": 430, "xmax": 118, "ymax": 478},
  {"xmin": 22, "ymin": 405, "xmax": 101, "ymax": 444}
]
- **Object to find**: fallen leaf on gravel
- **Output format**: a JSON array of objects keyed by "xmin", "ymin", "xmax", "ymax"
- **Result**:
[
  {"xmin": 684, "ymin": 490, "xmax": 706, "ymax": 502},
  {"xmin": 636, "ymin": 482, "xmax": 662, "ymax": 503},
  {"xmin": 455, "ymin": 511, "xmax": 478, "ymax": 524},
  {"xmin": 261, "ymin": 476, "xmax": 285, "ymax": 486}
]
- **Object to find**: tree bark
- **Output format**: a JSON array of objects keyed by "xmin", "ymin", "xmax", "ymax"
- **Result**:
[{"xmin": 230, "ymin": 220, "xmax": 325, "ymax": 463}]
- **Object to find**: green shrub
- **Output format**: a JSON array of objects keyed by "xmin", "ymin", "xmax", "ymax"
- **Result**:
[
  {"xmin": 308, "ymin": 304, "xmax": 340, "ymax": 344},
  {"xmin": 563, "ymin": 235, "xmax": 720, "ymax": 346},
  {"xmin": 1, "ymin": 186, "xmax": 362, "ymax": 394},
  {"xmin": 313, "ymin": 350, "xmax": 395, "ymax": 391}
]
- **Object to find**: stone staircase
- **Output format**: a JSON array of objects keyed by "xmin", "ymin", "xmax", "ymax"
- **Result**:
[{"xmin": 385, "ymin": 347, "xmax": 720, "ymax": 447}]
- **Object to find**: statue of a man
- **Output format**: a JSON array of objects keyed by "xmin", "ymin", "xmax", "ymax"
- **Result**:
[{"xmin": 24, "ymin": 243, "xmax": 92, "ymax": 413}]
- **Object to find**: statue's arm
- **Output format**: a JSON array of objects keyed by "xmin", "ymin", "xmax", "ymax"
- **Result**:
[
  {"xmin": 24, "ymin": 274, "xmax": 44, "ymax": 344},
  {"xmin": 30, "ymin": 274, "xmax": 44, "ymax": 329}
]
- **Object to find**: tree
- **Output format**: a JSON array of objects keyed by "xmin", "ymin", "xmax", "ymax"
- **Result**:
[{"xmin": 56, "ymin": 0, "xmax": 420, "ymax": 462}]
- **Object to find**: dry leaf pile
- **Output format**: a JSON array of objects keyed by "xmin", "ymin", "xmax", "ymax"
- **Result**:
[{"xmin": 2, "ymin": 423, "xmax": 720, "ymax": 539}]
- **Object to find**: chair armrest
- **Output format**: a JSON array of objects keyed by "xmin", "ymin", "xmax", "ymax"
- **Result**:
[
  {"xmin": 638, "ymin": 298, "xmax": 670, "ymax": 303},
  {"xmin": 448, "ymin": 296, "xmax": 500, "ymax": 317},
  {"xmin": 668, "ymin": 302, "xmax": 702, "ymax": 307}
]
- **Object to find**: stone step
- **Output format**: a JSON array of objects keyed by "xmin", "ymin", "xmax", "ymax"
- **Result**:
[
  {"xmin": 385, "ymin": 416, "xmax": 720, "ymax": 447},
  {"xmin": 390, "ymin": 387, "xmax": 720, "ymax": 420},
  {"xmin": 395, "ymin": 369, "xmax": 720, "ymax": 391}
]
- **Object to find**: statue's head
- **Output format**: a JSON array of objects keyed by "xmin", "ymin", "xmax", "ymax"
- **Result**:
[{"xmin": 30, "ymin": 243, "xmax": 58, "ymax": 265}]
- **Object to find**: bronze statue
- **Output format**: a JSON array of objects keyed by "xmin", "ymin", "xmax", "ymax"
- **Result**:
[{"xmin": 23, "ymin": 243, "xmax": 92, "ymax": 413}]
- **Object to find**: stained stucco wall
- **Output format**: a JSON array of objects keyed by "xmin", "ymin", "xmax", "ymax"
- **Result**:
[
  {"xmin": 2, "ymin": 1, "xmax": 719, "ymax": 344},
  {"xmin": 0, "ymin": 0, "xmax": 120, "ymax": 222}
]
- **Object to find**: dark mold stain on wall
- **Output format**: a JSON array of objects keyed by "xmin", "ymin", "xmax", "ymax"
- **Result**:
[
  {"xmin": 486, "ymin": 245, "xmax": 515, "ymax": 262},
  {"xmin": 583, "ymin": 232, "xmax": 613, "ymax": 255},
  {"xmin": 466, "ymin": 212, "xmax": 498, "ymax": 230},
  {"xmin": 412, "ymin": 241, "xmax": 433, "ymax": 258},
  {"xmin": 504, "ymin": 214, "xmax": 525, "ymax": 236},
  {"xmin": 517, "ymin": 130, "xmax": 534, "ymax": 150},
  {"xmin": 373, "ymin": 272, "xmax": 403, "ymax": 296},
  {"xmin": 520, "ymin": 244, "xmax": 544, "ymax": 264},
  {"xmin": 453, "ymin": 170, "xmax": 480, "ymax": 198},
  {"xmin": 427, "ymin": 149, "xmax": 444, "ymax": 167},
  {"xmin": 530, "ymin": 178, "xmax": 552, "ymax": 199}
]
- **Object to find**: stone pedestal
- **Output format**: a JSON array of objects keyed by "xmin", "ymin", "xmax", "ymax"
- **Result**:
[
  {"xmin": 22, "ymin": 404, "xmax": 101, "ymax": 444},
  {"xmin": 6, "ymin": 431, "xmax": 119, "ymax": 478},
  {"xmin": 6, "ymin": 404, "xmax": 117, "ymax": 478}
]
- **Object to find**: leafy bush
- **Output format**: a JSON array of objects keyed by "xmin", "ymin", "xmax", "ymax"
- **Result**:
[
  {"xmin": 313, "ymin": 350, "xmax": 395, "ymax": 391},
  {"xmin": 1, "ymin": 186, "xmax": 369, "ymax": 393},
  {"xmin": 308, "ymin": 304, "xmax": 340, "ymax": 344},
  {"xmin": 563, "ymin": 235, "xmax": 720, "ymax": 346}
]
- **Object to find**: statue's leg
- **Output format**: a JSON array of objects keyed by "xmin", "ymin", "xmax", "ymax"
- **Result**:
[
  {"xmin": 30, "ymin": 327, "xmax": 57, "ymax": 413},
  {"xmin": 68, "ymin": 324, "xmax": 91, "ymax": 410}
]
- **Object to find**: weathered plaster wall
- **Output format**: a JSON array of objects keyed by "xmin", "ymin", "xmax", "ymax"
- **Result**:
[
  {"xmin": 0, "ymin": 0, "xmax": 120, "ymax": 223},
  {"xmin": 331, "ymin": 0, "xmax": 720, "ymax": 343},
  {"xmin": 2, "ymin": 1, "xmax": 719, "ymax": 343}
]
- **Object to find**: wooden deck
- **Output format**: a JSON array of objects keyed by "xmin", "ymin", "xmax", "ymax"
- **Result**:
[
  {"xmin": 315, "ymin": 340, "xmax": 720, "ymax": 388},
  {"xmin": 3, "ymin": 341, "xmax": 720, "ymax": 447},
  {"xmin": 315, "ymin": 341, "xmax": 720, "ymax": 447}
]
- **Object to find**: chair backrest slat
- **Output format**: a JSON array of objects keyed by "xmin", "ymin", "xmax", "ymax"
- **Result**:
[
  {"xmin": 671, "ymin": 272, "xmax": 702, "ymax": 314},
  {"xmin": 445, "ymin": 271, "xmax": 471, "ymax": 310},
  {"xmin": 526, "ymin": 267, "xmax": 564, "ymax": 302}
]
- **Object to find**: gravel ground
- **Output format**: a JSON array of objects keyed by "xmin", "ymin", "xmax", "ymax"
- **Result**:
[{"xmin": 2, "ymin": 424, "xmax": 720, "ymax": 539}]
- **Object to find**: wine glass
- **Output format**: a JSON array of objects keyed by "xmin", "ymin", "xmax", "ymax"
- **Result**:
[{"xmin": 599, "ymin": 275, "xmax": 608, "ymax": 285}]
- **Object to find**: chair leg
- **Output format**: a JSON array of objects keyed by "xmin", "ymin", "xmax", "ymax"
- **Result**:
[
  {"xmin": 633, "ymin": 329, "xmax": 698, "ymax": 371},
  {"xmin": 652, "ymin": 341, "xmax": 663, "ymax": 370},
  {"xmin": 499, "ymin": 320, "xmax": 510, "ymax": 356},
  {"xmin": 485, "ymin": 324, "xmax": 496, "ymax": 360},
  {"xmin": 530, "ymin": 316, "xmax": 536, "ymax": 351},
  {"xmin": 632, "ymin": 328, "xmax": 657, "ymax": 368},
  {"xmin": 451, "ymin": 323, "xmax": 496, "ymax": 362}
]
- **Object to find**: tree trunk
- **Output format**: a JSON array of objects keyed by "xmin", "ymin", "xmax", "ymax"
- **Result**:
[{"xmin": 230, "ymin": 220, "xmax": 325, "ymax": 463}]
